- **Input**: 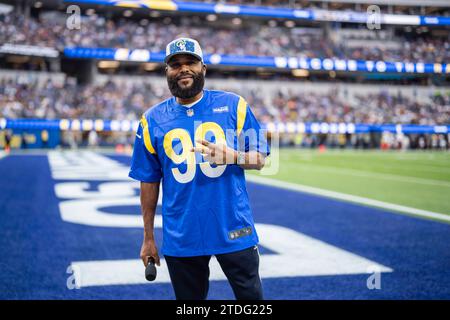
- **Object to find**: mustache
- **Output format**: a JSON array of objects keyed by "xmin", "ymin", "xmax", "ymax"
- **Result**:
[{"xmin": 176, "ymin": 73, "xmax": 194, "ymax": 80}]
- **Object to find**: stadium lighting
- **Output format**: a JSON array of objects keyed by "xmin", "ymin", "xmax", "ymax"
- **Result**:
[
  {"xmin": 292, "ymin": 69, "xmax": 309, "ymax": 77},
  {"xmin": 206, "ymin": 14, "xmax": 217, "ymax": 22},
  {"xmin": 98, "ymin": 60, "xmax": 120, "ymax": 69}
]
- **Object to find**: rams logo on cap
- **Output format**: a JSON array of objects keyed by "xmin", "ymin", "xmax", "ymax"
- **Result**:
[
  {"xmin": 176, "ymin": 39, "xmax": 186, "ymax": 51},
  {"xmin": 170, "ymin": 39, "xmax": 195, "ymax": 54},
  {"xmin": 165, "ymin": 37, "xmax": 203, "ymax": 63}
]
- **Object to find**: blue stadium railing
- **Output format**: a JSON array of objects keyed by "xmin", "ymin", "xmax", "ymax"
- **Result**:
[
  {"xmin": 63, "ymin": 47, "xmax": 450, "ymax": 75},
  {"xmin": 2, "ymin": 118, "xmax": 449, "ymax": 135}
]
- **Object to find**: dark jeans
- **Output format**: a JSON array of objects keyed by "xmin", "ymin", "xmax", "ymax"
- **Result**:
[{"xmin": 164, "ymin": 245, "xmax": 263, "ymax": 300}]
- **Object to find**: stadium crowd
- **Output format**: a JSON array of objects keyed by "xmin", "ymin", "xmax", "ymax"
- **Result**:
[
  {"xmin": 1, "ymin": 12, "xmax": 449, "ymax": 63},
  {"xmin": 1, "ymin": 78, "xmax": 449, "ymax": 126}
]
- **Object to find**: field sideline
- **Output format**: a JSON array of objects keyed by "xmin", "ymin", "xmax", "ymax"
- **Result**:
[{"xmin": 249, "ymin": 149, "xmax": 450, "ymax": 216}]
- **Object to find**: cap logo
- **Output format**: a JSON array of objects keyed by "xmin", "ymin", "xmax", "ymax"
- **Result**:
[
  {"xmin": 170, "ymin": 39, "xmax": 195, "ymax": 55},
  {"xmin": 176, "ymin": 39, "xmax": 186, "ymax": 51}
]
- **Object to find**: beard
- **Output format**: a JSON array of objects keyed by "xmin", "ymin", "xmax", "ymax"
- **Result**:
[{"xmin": 167, "ymin": 72, "xmax": 205, "ymax": 99}]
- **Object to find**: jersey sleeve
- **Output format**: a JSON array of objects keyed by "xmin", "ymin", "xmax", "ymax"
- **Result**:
[
  {"xmin": 128, "ymin": 115, "xmax": 162, "ymax": 182},
  {"xmin": 236, "ymin": 96, "xmax": 270, "ymax": 156}
]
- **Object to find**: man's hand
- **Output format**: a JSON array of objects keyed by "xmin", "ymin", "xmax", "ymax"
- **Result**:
[
  {"xmin": 140, "ymin": 181, "xmax": 160, "ymax": 266},
  {"xmin": 191, "ymin": 139, "xmax": 236, "ymax": 165},
  {"xmin": 140, "ymin": 239, "xmax": 160, "ymax": 267}
]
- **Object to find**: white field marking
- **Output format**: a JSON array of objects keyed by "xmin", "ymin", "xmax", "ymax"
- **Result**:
[
  {"xmin": 280, "ymin": 162, "xmax": 450, "ymax": 188},
  {"xmin": 55, "ymin": 182, "xmax": 140, "ymax": 200},
  {"xmin": 55, "ymin": 181, "xmax": 163, "ymax": 205},
  {"xmin": 56, "ymin": 181, "xmax": 163, "ymax": 228},
  {"xmin": 59, "ymin": 196, "xmax": 163, "ymax": 228},
  {"xmin": 48, "ymin": 151, "xmax": 131, "ymax": 180},
  {"xmin": 246, "ymin": 174, "xmax": 450, "ymax": 223},
  {"xmin": 71, "ymin": 223, "xmax": 392, "ymax": 288}
]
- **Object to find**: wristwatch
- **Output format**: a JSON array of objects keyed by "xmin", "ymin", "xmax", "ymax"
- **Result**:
[{"xmin": 236, "ymin": 151, "xmax": 246, "ymax": 165}]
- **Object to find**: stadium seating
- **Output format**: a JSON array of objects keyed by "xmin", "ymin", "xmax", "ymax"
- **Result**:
[
  {"xmin": 1, "ymin": 73, "xmax": 448, "ymax": 126},
  {"xmin": 1, "ymin": 12, "xmax": 449, "ymax": 63}
]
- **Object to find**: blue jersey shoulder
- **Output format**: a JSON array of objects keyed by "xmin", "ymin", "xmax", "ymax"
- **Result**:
[
  {"xmin": 142, "ymin": 97, "xmax": 173, "ymax": 123},
  {"xmin": 206, "ymin": 89, "xmax": 243, "ymax": 115},
  {"xmin": 208, "ymin": 89, "xmax": 240, "ymax": 102}
]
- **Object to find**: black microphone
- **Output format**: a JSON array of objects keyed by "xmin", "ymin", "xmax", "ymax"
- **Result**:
[{"xmin": 145, "ymin": 257, "xmax": 157, "ymax": 281}]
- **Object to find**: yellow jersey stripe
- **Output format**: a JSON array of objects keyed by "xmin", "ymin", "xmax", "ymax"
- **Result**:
[
  {"xmin": 141, "ymin": 115, "xmax": 156, "ymax": 154},
  {"xmin": 237, "ymin": 96, "xmax": 247, "ymax": 136}
]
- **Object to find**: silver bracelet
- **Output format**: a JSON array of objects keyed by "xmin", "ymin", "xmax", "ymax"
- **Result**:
[{"xmin": 237, "ymin": 151, "xmax": 246, "ymax": 165}]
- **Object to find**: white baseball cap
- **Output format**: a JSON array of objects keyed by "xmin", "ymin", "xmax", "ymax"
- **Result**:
[{"xmin": 165, "ymin": 37, "xmax": 203, "ymax": 63}]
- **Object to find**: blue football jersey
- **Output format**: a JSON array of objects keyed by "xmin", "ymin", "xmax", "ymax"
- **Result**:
[{"xmin": 129, "ymin": 89, "xmax": 270, "ymax": 257}]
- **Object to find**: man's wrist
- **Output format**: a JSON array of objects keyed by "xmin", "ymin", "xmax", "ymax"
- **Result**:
[
  {"xmin": 143, "ymin": 231, "xmax": 155, "ymax": 241},
  {"xmin": 233, "ymin": 150, "xmax": 238, "ymax": 164},
  {"xmin": 236, "ymin": 151, "xmax": 246, "ymax": 165}
]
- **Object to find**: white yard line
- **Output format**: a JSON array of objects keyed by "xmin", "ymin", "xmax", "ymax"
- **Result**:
[{"xmin": 246, "ymin": 174, "xmax": 450, "ymax": 223}]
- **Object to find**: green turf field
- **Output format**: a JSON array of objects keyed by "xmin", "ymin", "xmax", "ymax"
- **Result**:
[{"xmin": 249, "ymin": 149, "xmax": 450, "ymax": 215}]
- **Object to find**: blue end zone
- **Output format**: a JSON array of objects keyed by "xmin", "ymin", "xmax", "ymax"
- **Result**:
[{"xmin": 0, "ymin": 154, "xmax": 449, "ymax": 299}]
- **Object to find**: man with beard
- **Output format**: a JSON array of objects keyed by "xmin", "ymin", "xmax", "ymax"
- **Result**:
[{"xmin": 129, "ymin": 38, "xmax": 269, "ymax": 300}]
